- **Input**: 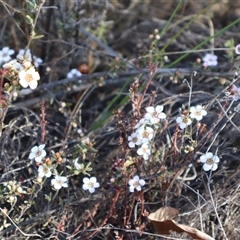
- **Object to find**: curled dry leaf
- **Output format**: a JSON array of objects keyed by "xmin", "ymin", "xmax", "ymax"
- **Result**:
[{"xmin": 148, "ymin": 207, "xmax": 214, "ymax": 240}]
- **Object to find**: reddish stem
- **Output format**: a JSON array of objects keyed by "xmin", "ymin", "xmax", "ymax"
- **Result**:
[{"xmin": 40, "ymin": 101, "xmax": 48, "ymax": 144}]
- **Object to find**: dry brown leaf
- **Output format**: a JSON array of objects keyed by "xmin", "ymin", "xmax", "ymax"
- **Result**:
[
  {"xmin": 148, "ymin": 207, "xmax": 215, "ymax": 240},
  {"xmin": 148, "ymin": 206, "xmax": 179, "ymax": 221}
]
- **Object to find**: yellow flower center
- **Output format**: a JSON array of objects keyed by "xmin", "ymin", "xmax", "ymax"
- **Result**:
[
  {"xmin": 36, "ymin": 150, "xmax": 42, "ymax": 157},
  {"xmin": 195, "ymin": 111, "xmax": 201, "ymax": 116},
  {"xmin": 132, "ymin": 137, "xmax": 138, "ymax": 143},
  {"xmin": 25, "ymin": 73, "xmax": 33, "ymax": 82},
  {"xmin": 142, "ymin": 131, "xmax": 149, "ymax": 138},
  {"xmin": 133, "ymin": 181, "xmax": 139, "ymax": 188},
  {"xmin": 43, "ymin": 167, "xmax": 49, "ymax": 174},
  {"xmin": 206, "ymin": 158, "xmax": 214, "ymax": 165},
  {"xmin": 183, "ymin": 116, "xmax": 189, "ymax": 123},
  {"xmin": 152, "ymin": 111, "xmax": 158, "ymax": 117},
  {"xmin": 87, "ymin": 182, "xmax": 94, "ymax": 188}
]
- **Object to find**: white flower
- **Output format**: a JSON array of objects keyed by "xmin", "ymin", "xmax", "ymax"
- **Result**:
[
  {"xmin": 189, "ymin": 105, "xmax": 207, "ymax": 121},
  {"xmin": 128, "ymin": 132, "xmax": 142, "ymax": 148},
  {"xmin": 17, "ymin": 49, "xmax": 42, "ymax": 68},
  {"xmin": 200, "ymin": 152, "xmax": 220, "ymax": 171},
  {"xmin": 22, "ymin": 60, "xmax": 32, "ymax": 69},
  {"xmin": 128, "ymin": 175, "xmax": 145, "ymax": 192},
  {"xmin": 2, "ymin": 59, "xmax": 23, "ymax": 73},
  {"xmin": 67, "ymin": 68, "xmax": 82, "ymax": 78},
  {"xmin": 17, "ymin": 49, "xmax": 32, "ymax": 61},
  {"xmin": 51, "ymin": 175, "xmax": 68, "ymax": 190},
  {"xmin": 137, "ymin": 143, "xmax": 151, "ymax": 160},
  {"xmin": 3, "ymin": 59, "xmax": 17, "ymax": 69},
  {"xmin": 13, "ymin": 61, "xmax": 23, "ymax": 73},
  {"xmin": 202, "ymin": 53, "xmax": 218, "ymax": 67},
  {"xmin": 176, "ymin": 115, "xmax": 192, "ymax": 129},
  {"xmin": 82, "ymin": 177, "xmax": 100, "ymax": 193},
  {"xmin": 19, "ymin": 66, "xmax": 40, "ymax": 89},
  {"xmin": 0, "ymin": 47, "xmax": 15, "ymax": 65},
  {"xmin": 235, "ymin": 44, "xmax": 240, "ymax": 55},
  {"xmin": 137, "ymin": 126, "xmax": 154, "ymax": 143},
  {"xmin": 144, "ymin": 105, "xmax": 166, "ymax": 124},
  {"xmin": 134, "ymin": 118, "xmax": 149, "ymax": 129},
  {"xmin": 33, "ymin": 56, "xmax": 43, "ymax": 68},
  {"xmin": 29, "ymin": 144, "xmax": 46, "ymax": 163},
  {"xmin": 38, "ymin": 165, "xmax": 52, "ymax": 178}
]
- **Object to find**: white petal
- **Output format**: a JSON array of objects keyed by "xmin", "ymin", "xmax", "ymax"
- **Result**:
[
  {"xmin": 40, "ymin": 150, "xmax": 46, "ymax": 158},
  {"xmin": 67, "ymin": 72, "xmax": 73, "ymax": 78},
  {"xmin": 60, "ymin": 176, "xmax": 67, "ymax": 182},
  {"xmin": 90, "ymin": 177, "xmax": 97, "ymax": 183},
  {"xmin": 83, "ymin": 178, "xmax": 90, "ymax": 184},
  {"xmin": 144, "ymin": 113, "xmax": 152, "ymax": 120},
  {"xmin": 54, "ymin": 184, "xmax": 62, "ymax": 190},
  {"xmin": 146, "ymin": 106, "xmax": 154, "ymax": 113},
  {"xmin": 158, "ymin": 112, "xmax": 166, "ymax": 119},
  {"xmin": 2, "ymin": 47, "xmax": 9, "ymax": 53},
  {"xmin": 137, "ymin": 148, "xmax": 143, "ymax": 155},
  {"xmin": 139, "ymin": 179, "xmax": 145, "ymax": 186},
  {"xmin": 35, "ymin": 157, "xmax": 43, "ymax": 163},
  {"xmin": 133, "ymin": 175, "xmax": 139, "ymax": 181},
  {"xmin": 128, "ymin": 142, "xmax": 135, "ymax": 148},
  {"xmin": 150, "ymin": 118, "xmax": 159, "ymax": 124},
  {"xmin": 213, "ymin": 156, "xmax": 220, "ymax": 163},
  {"xmin": 129, "ymin": 186, "xmax": 134, "ymax": 192},
  {"xmin": 39, "ymin": 144, "xmax": 45, "ymax": 150},
  {"xmin": 176, "ymin": 117, "xmax": 182, "ymax": 123},
  {"xmin": 128, "ymin": 179, "xmax": 134, "ymax": 185},
  {"xmin": 29, "ymin": 80, "xmax": 38, "ymax": 89},
  {"xmin": 35, "ymin": 155, "xmax": 43, "ymax": 162},
  {"xmin": 156, "ymin": 105, "xmax": 164, "ymax": 112},
  {"xmin": 8, "ymin": 49, "xmax": 15, "ymax": 55},
  {"xmin": 32, "ymin": 71, "xmax": 40, "ymax": 81},
  {"xmin": 203, "ymin": 163, "xmax": 211, "ymax": 171},
  {"xmin": 93, "ymin": 182, "xmax": 100, "ymax": 188},
  {"xmin": 38, "ymin": 172, "xmax": 45, "ymax": 178},
  {"xmin": 190, "ymin": 106, "xmax": 195, "ymax": 112},
  {"xmin": 210, "ymin": 163, "xmax": 218, "ymax": 171},
  {"xmin": 143, "ymin": 153, "xmax": 150, "ymax": 160},
  {"xmin": 136, "ymin": 186, "xmax": 141, "ymax": 191},
  {"xmin": 195, "ymin": 115, "xmax": 203, "ymax": 121},
  {"xmin": 201, "ymin": 110, "xmax": 207, "ymax": 116},
  {"xmin": 89, "ymin": 188, "xmax": 95, "ymax": 193},
  {"xmin": 19, "ymin": 79, "xmax": 29, "ymax": 88},
  {"xmin": 200, "ymin": 155, "xmax": 206, "ymax": 163},
  {"xmin": 51, "ymin": 179, "xmax": 56, "ymax": 185},
  {"xmin": 82, "ymin": 184, "xmax": 89, "ymax": 190},
  {"xmin": 205, "ymin": 152, "xmax": 213, "ymax": 158},
  {"xmin": 180, "ymin": 122, "xmax": 186, "ymax": 129},
  {"xmin": 45, "ymin": 171, "xmax": 52, "ymax": 178},
  {"xmin": 29, "ymin": 152, "xmax": 36, "ymax": 159}
]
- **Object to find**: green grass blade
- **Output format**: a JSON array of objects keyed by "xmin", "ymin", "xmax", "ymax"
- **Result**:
[
  {"xmin": 159, "ymin": 0, "xmax": 182, "ymax": 38},
  {"xmin": 89, "ymin": 77, "xmax": 145, "ymax": 132},
  {"xmin": 155, "ymin": 0, "xmax": 217, "ymax": 62},
  {"xmin": 89, "ymin": 77, "xmax": 131, "ymax": 132},
  {"xmin": 167, "ymin": 17, "xmax": 240, "ymax": 67}
]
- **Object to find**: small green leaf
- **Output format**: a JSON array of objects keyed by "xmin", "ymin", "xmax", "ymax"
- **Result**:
[
  {"xmin": 32, "ymin": 34, "xmax": 45, "ymax": 40},
  {"xmin": 26, "ymin": 15, "xmax": 33, "ymax": 25}
]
